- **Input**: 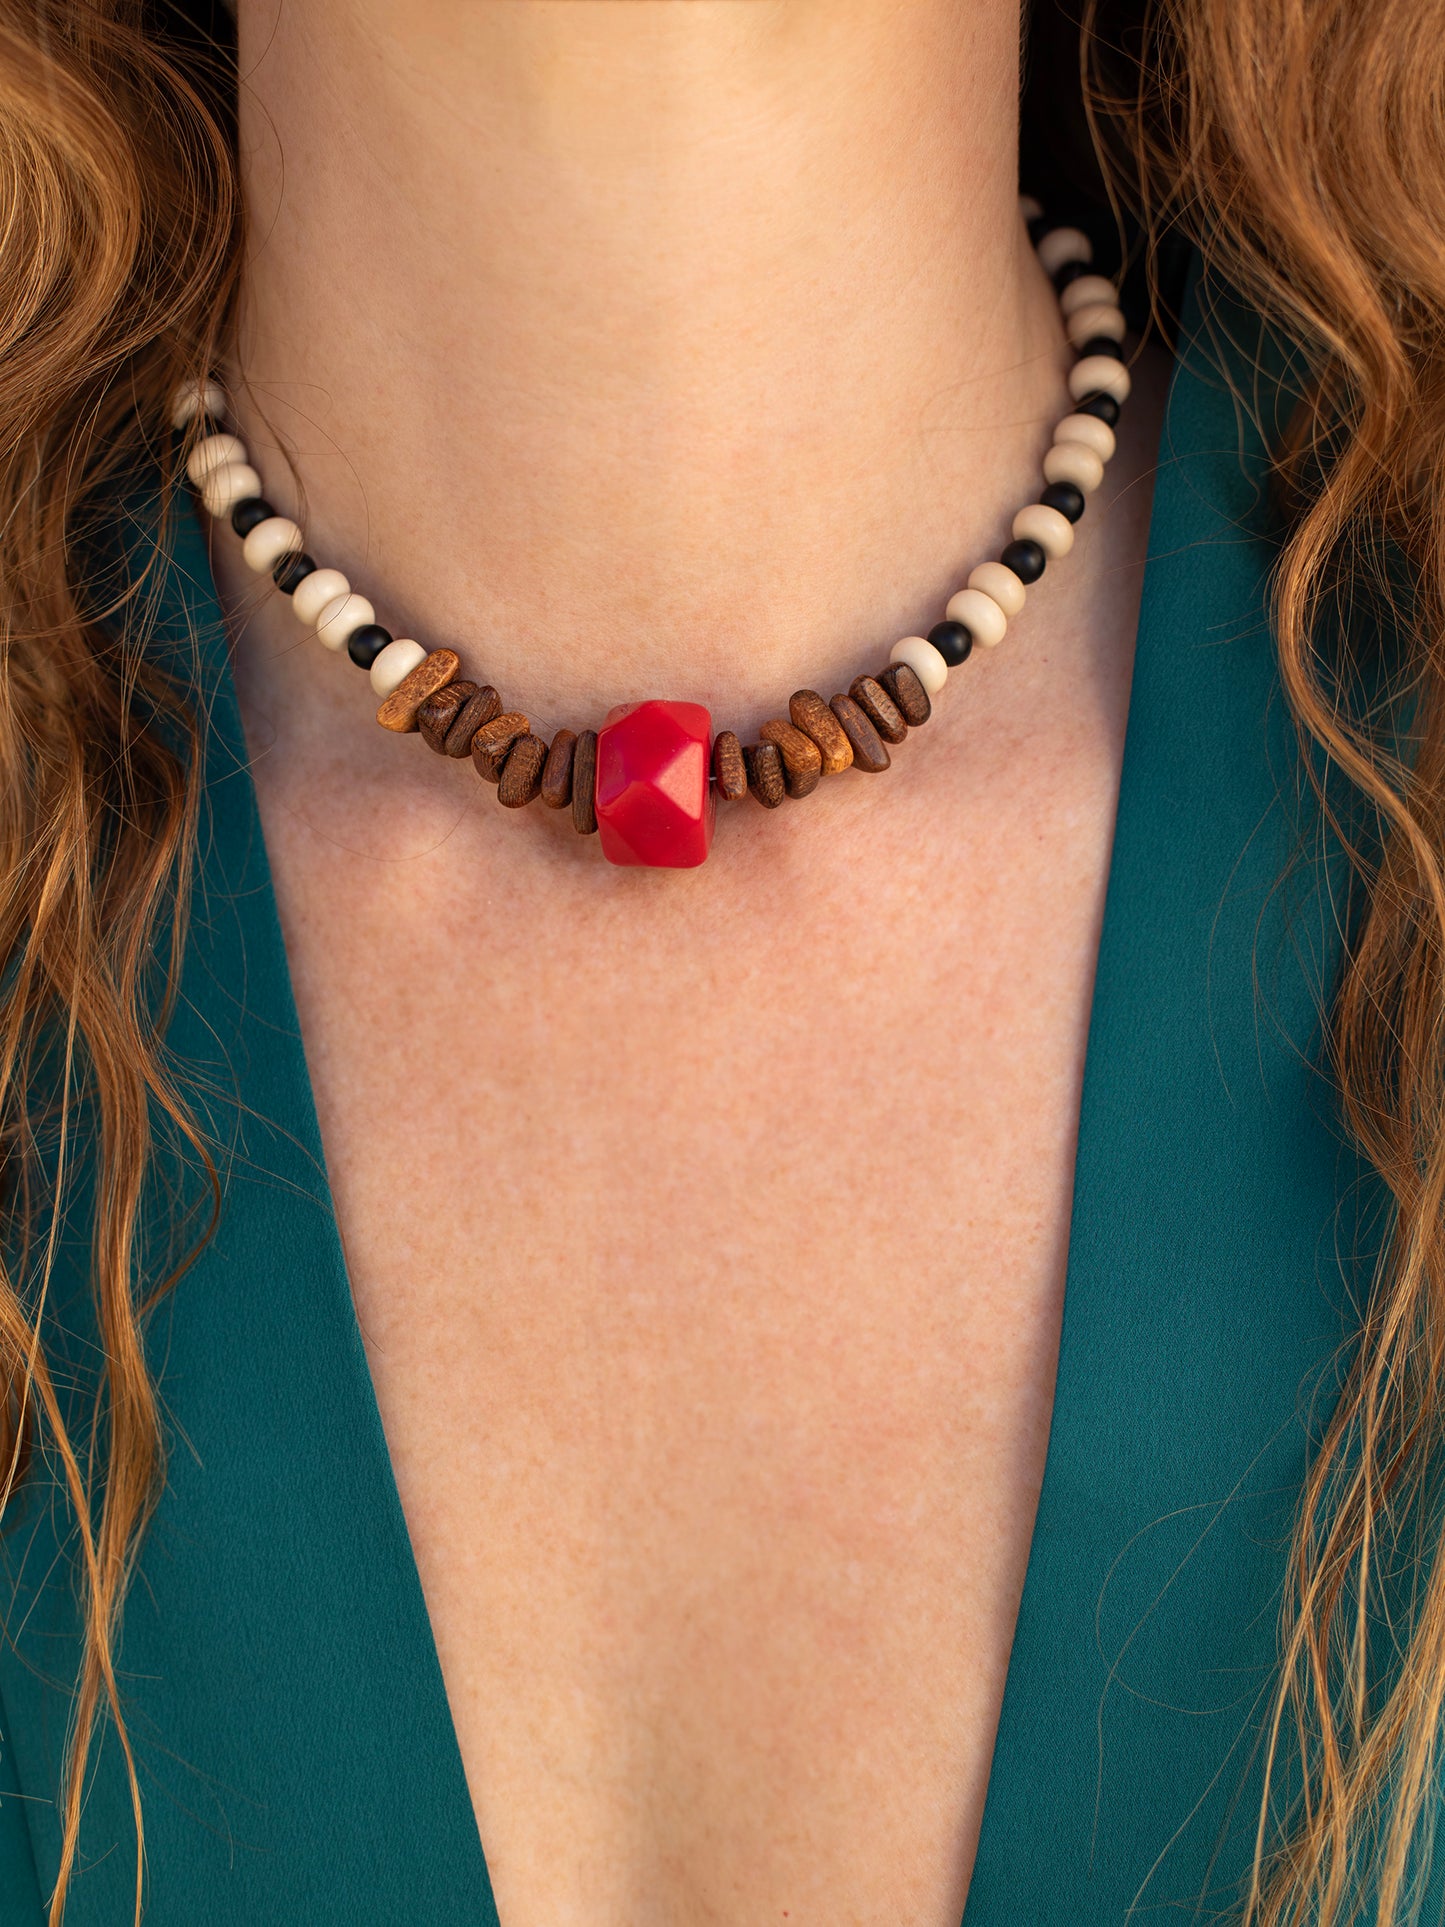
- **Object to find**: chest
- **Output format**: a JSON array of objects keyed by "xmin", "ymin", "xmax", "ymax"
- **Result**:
[{"xmin": 241, "ymin": 644, "xmax": 1130, "ymax": 1925}]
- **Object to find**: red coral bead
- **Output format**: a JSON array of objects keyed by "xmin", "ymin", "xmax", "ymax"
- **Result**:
[{"xmin": 593, "ymin": 700, "xmax": 715, "ymax": 868}]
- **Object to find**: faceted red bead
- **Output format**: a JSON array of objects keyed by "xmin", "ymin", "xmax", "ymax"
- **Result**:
[{"xmin": 593, "ymin": 700, "xmax": 715, "ymax": 868}]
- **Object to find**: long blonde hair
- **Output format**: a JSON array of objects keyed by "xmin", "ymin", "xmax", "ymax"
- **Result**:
[{"xmin": 4, "ymin": 0, "xmax": 1445, "ymax": 1921}]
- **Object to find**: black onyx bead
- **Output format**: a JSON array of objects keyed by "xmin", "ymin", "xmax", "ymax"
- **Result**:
[
  {"xmin": 1040, "ymin": 482, "xmax": 1086, "ymax": 524},
  {"xmin": 1026, "ymin": 213, "xmax": 1050, "ymax": 247},
  {"xmin": 230, "ymin": 497, "xmax": 275, "ymax": 538},
  {"xmin": 346, "ymin": 624, "xmax": 393, "ymax": 670},
  {"xmin": 272, "ymin": 551, "xmax": 316, "ymax": 595},
  {"xmin": 927, "ymin": 620, "xmax": 973, "ymax": 668},
  {"xmin": 1000, "ymin": 538, "xmax": 1046, "ymax": 585},
  {"xmin": 1076, "ymin": 336, "xmax": 1126, "ymax": 362},
  {"xmin": 1052, "ymin": 258, "xmax": 1092, "ymax": 294},
  {"xmin": 1074, "ymin": 392, "xmax": 1121, "ymax": 427}
]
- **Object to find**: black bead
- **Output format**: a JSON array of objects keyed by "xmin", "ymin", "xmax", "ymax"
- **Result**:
[
  {"xmin": 346, "ymin": 623, "xmax": 393, "ymax": 670},
  {"xmin": 1040, "ymin": 482, "xmax": 1086, "ymax": 524},
  {"xmin": 192, "ymin": 412, "xmax": 226, "ymax": 441},
  {"xmin": 1076, "ymin": 336, "xmax": 1126, "ymax": 362},
  {"xmin": 230, "ymin": 496, "xmax": 275, "ymax": 538},
  {"xmin": 1074, "ymin": 391, "xmax": 1121, "ymax": 427},
  {"xmin": 1052, "ymin": 258, "xmax": 1092, "ymax": 294},
  {"xmin": 1000, "ymin": 538, "xmax": 1046, "ymax": 585},
  {"xmin": 927, "ymin": 620, "xmax": 973, "ymax": 668},
  {"xmin": 272, "ymin": 551, "xmax": 316, "ymax": 595},
  {"xmin": 1026, "ymin": 213, "xmax": 1050, "ymax": 247}
]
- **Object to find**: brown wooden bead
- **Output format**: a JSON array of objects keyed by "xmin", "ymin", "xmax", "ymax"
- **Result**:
[
  {"xmin": 571, "ymin": 729, "xmax": 598, "ymax": 834},
  {"xmin": 788, "ymin": 689, "xmax": 853, "ymax": 775},
  {"xmin": 758, "ymin": 718, "xmax": 822, "ymax": 798},
  {"xmin": 849, "ymin": 674, "xmax": 907, "ymax": 745},
  {"xmin": 375, "ymin": 648, "xmax": 461, "ymax": 732},
  {"xmin": 744, "ymin": 740, "xmax": 786, "ymax": 809},
  {"xmin": 444, "ymin": 683, "xmax": 503, "ymax": 757},
  {"xmin": 712, "ymin": 730, "xmax": 748, "ymax": 802},
  {"xmin": 417, "ymin": 680, "xmax": 475, "ymax": 754},
  {"xmin": 879, "ymin": 662, "xmax": 931, "ymax": 727},
  {"xmin": 471, "ymin": 712, "xmax": 530, "ymax": 784},
  {"xmin": 540, "ymin": 728, "xmax": 577, "ymax": 809},
  {"xmin": 497, "ymin": 732, "xmax": 548, "ymax": 808},
  {"xmin": 828, "ymin": 693, "xmax": 891, "ymax": 773}
]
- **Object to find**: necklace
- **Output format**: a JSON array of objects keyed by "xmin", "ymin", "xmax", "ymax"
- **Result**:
[{"xmin": 176, "ymin": 201, "xmax": 1130, "ymax": 869}]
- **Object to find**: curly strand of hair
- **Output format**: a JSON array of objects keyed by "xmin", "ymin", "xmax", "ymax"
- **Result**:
[
  {"xmin": 1086, "ymin": 0, "xmax": 1445, "ymax": 1920},
  {"xmin": 0, "ymin": 1, "xmax": 236, "ymax": 1922}
]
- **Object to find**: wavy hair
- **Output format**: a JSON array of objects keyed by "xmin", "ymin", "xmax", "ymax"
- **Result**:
[{"xmin": 3, "ymin": 0, "xmax": 1445, "ymax": 1921}]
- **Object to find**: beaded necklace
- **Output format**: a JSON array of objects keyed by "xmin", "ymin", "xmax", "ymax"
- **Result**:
[{"xmin": 177, "ymin": 203, "xmax": 1130, "ymax": 869}]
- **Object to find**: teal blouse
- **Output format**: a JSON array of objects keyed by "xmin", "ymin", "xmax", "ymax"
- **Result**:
[{"xmin": 0, "ymin": 267, "xmax": 1407, "ymax": 1924}]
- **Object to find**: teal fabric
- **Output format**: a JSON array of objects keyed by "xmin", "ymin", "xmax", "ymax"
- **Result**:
[{"xmin": 0, "ymin": 263, "xmax": 1393, "ymax": 1926}]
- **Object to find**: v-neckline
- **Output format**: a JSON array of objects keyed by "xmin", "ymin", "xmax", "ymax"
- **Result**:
[{"xmin": 1, "ymin": 258, "xmax": 1377, "ymax": 1925}]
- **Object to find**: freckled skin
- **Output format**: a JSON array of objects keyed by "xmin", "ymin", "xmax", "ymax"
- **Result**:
[{"xmin": 224, "ymin": 0, "xmax": 1172, "ymax": 1916}]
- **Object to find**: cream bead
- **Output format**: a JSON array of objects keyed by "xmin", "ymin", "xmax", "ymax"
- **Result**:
[
  {"xmin": 169, "ymin": 378, "xmax": 227, "ymax": 430},
  {"xmin": 1036, "ymin": 226, "xmax": 1092, "ymax": 276},
  {"xmin": 1053, "ymin": 412, "xmax": 1117, "ymax": 462},
  {"xmin": 1068, "ymin": 356, "xmax": 1131, "ymax": 405},
  {"xmin": 368, "ymin": 637, "xmax": 426, "ymax": 698},
  {"xmin": 200, "ymin": 462, "xmax": 262, "ymax": 517},
  {"xmin": 1043, "ymin": 440, "xmax": 1106, "ymax": 494},
  {"xmin": 1018, "ymin": 193, "xmax": 1044, "ymax": 222},
  {"xmin": 966, "ymin": 561, "xmax": 1027, "ymax": 618},
  {"xmin": 241, "ymin": 515, "xmax": 304, "ymax": 575},
  {"xmin": 1012, "ymin": 502, "xmax": 1075, "ymax": 559},
  {"xmin": 185, "ymin": 432, "xmax": 247, "ymax": 485},
  {"xmin": 1065, "ymin": 302, "xmax": 1126, "ymax": 347},
  {"xmin": 944, "ymin": 586, "xmax": 1008, "ymax": 649},
  {"xmin": 1059, "ymin": 273, "xmax": 1118, "ymax": 318},
  {"xmin": 888, "ymin": 634, "xmax": 948, "ymax": 697},
  {"xmin": 314, "ymin": 592, "xmax": 376, "ymax": 653},
  {"xmin": 292, "ymin": 567, "xmax": 351, "ymax": 627}
]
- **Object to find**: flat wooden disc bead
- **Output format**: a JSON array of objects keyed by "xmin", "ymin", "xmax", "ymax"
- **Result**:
[
  {"xmin": 712, "ymin": 730, "xmax": 748, "ymax": 802},
  {"xmin": 849, "ymin": 674, "xmax": 907, "ymax": 745},
  {"xmin": 744, "ymin": 740, "xmax": 786, "ymax": 809},
  {"xmin": 471, "ymin": 712, "xmax": 530, "ymax": 782},
  {"xmin": 417, "ymin": 680, "xmax": 475, "ymax": 753},
  {"xmin": 375, "ymin": 648, "xmax": 461, "ymax": 732},
  {"xmin": 571, "ymin": 730, "xmax": 599, "ymax": 834},
  {"xmin": 828, "ymin": 694, "xmax": 890, "ymax": 773},
  {"xmin": 444, "ymin": 684, "xmax": 503, "ymax": 757},
  {"xmin": 788, "ymin": 690, "xmax": 853, "ymax": 774},
  {"xmin": 757, "ymin": 718, "xmax": 822, "ymax": 797},
  {"xmin": 497, "ymin": 733, "xmax": 548, "ymax": 808},
  {"xmin": 541, "ymin": 728, "xmax": 577, "ymax": 809},
  {"xmin": 880, "ymin": 661, "xmax": 931, "ymax": 726}
]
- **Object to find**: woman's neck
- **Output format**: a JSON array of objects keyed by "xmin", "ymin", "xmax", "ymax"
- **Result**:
[{"xmin": 232, "ymin": 0, "xmax": 1064, "ymax": 719}]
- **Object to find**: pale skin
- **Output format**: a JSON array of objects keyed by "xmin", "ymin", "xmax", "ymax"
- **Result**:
[{"xmin": 220, "ymin": 2, "xmax": 1171, "ymax": 1921}]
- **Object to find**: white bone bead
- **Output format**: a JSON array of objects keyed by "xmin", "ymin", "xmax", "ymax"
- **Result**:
[
  {"xmin": 369, "ymin": 637, "xmax": 426, "ymax": 698},
  {"xmin": 1068, "ymin": 356, "xmax": 1132, "ymax": 405},
  {"xmin": 1059, "ymin": 274, "xmax": 1119, "ymax": 318},
  {"xmin": 185, "ymin": 432, "xmax": 247, "ymax": 485},
  {"xmin": 292, "ymin": 567, "xmax": 351, "ymax": 626},
  {"xmin": 1036, "ymin": 227, "xmax": 1092, "ymax": 276},
  {"xmin": 200, "ymin": 462, "xmax": 262, "ymax": 517},
  {"xmin": 1053, "ymin": 412, "xmax": 1117, "ymax": 462},
  {"xmin": 241, "ymin": 515, "xmax": 304, "ymax": 575},
  {"xmin": 314, "ymin": 592, "xmax": 375, "ymax": 652},
  {"xmin": 1012, "ymin": 502, "xmax": 1075, "ymax": 559},
  {"xmin": 944, "ymin": 586, "xmax": 1008, "ymax": 649},
  {"xmin": 966, "ymin": 561, "xmax": 1027, "ymax": 618},
  {"xmin": 1043, "ymin": 440, "xmax": 1106, "ymax": 493},
  {"xmin": 1065, "ymin": 303, "xmax": 1127, "ymax": 347},
  {"xmin": 888, "ymin": 634, "xmax": 949, "ymax": 696},
  {"xmin": 169, "ymin": 378, "xmax": 227, "ymax": 430},
  {"xmin": 1018, "ymin": 193, "xmax": 1044, "ymax": 222}
]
